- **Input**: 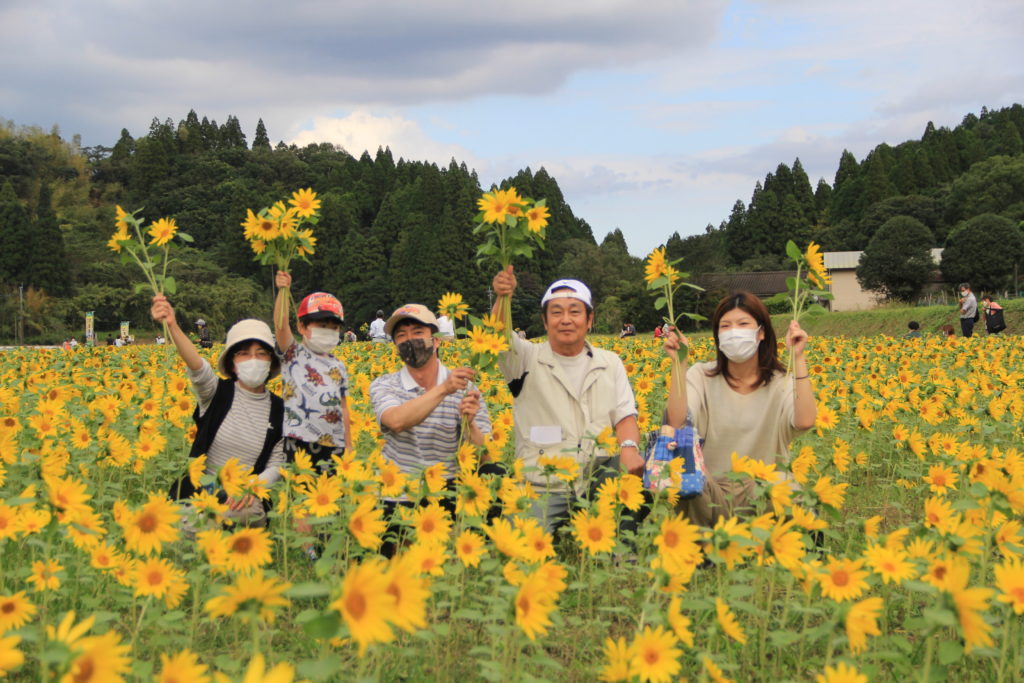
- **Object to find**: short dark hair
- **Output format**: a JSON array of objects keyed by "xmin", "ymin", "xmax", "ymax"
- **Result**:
[
  {"xmin": 706, "ymin": 291, "xmax": 784, "ymax": 388},
  {"xmin": 908, "ymin": 321, "xmax": 920, "ymax": 330},
  {"xmin": 959, "ymin": 283, "xmax": 971, "ymax": 290}
]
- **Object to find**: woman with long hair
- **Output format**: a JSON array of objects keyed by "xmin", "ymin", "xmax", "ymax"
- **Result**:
[{"xmin": 663, "ymin": 291, "xmax": 817, "ymax": 526}]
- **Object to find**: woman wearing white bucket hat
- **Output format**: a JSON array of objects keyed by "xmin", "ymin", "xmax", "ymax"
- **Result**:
[{"xmin": 152, "ymin": 295, "xmax": 285, "ymax": 527}]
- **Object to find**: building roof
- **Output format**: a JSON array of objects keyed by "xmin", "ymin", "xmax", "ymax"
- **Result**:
[
  {"xmin": 824, "ymin": 248, "xmax": 944, "ymax": 269},
  {"xmin": 697, "ymin": 271, "xmax": 796, "ymax": 298}
]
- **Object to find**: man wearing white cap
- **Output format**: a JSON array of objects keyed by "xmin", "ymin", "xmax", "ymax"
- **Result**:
[
  {"xmin": 491, "ymin": 266, "xmax": 642, "ymax": 531},
  {"xmin": 370, "ymin": 304, "xmax": 491, "ymax": 481}
]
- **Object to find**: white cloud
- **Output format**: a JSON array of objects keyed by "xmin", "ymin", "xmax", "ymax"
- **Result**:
[{"xmin": 289, "ymin": 111, "xmax": 482, "ymax": 168}]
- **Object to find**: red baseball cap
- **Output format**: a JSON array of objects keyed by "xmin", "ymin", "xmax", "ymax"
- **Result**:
[{"xmin": 297, "ymin": 292, "xmax": 344, "ymax": 323}]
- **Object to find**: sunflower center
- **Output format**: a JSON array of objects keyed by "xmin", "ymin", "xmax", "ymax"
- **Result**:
[
  {"xmin": 147, "ymin": 570, "xmax": 163, "ymax": 586},
  {"xmin": 422, "ymin": 519, "xmax": 435, "ymax": 534},
  {"xmin": 232, "ymin": 537, "xmax": 253, "ymax": 554},
  {"xmin": 588, "ymin": 527, "xmax": 603, "ymax": 542},
  {"xmin": 387, "ymin": 584, "xmax": 401, "ymax": 602},
  {"xmin": 664, "ymin": 531, "xmax": 678, "ymax": 547},
  {"xmin": 933, "ymin": 566, "xmax": 947, "ymax": 580},
  {"xmin": 72, "ymin": 656, "xmax": 95, "ymax": 682},
  {"xmin": 137, "ymin": 512, "xmax": 157, "ymax": 533},
  {"xmin": 832, "ymin": 570, "xmax": 849, "ymax": 587},
  {"xmin": 644, "ymin": 648, "xmax": 659, "ymax": 665},
  {"xmin": 346, "ymin": 591, "xmax": 367, "ymax": 620},
  {"xmin": 1, "ymin": 602, "xmax": 13, "ymax": 614}
]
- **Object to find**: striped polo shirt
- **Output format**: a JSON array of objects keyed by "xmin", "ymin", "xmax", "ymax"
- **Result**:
[{"xmin": 370, "ymin": 363, "xmax": 491, "ymax": 479}]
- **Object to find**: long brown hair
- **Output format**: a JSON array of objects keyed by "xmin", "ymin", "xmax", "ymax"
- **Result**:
[{"xmin": 706, "ymin": 291, "xmax": 784, "ymax": 388}]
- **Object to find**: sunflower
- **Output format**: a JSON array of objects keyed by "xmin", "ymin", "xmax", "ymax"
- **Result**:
[
  {"xmin": 330, "ymin": 559, "xmax": 395, "ymax": 654},
  {"xmin": 156, "ymin": 649, "xmax": 209, "ymax": 683},
  {"xmin": 484, "ymin": 517, "xmax": 528, "ymax": 560},
  {"xmin": 815, "ymin": 662, "xmax": 867, "ymax": 683},
  {"xmin": 845, "ymin": 596, "xmax": 883, "ymax": 654},
  {"xmin": 805, "ymin": 242, "xmax": 831, "ymax": 288},
  {"xmin": 454, "ymin": 529, "xmax": 487, "ymax": 568},
  {"xmin": 288, "ymin": 187, "xmax": 321, "ymax": 218},
  {"xmin": 525, "ymin": 204, "xmax": 550, "ymax": 234},
  {"xmin": 437, "ymin": 292, "xmax": 469, "ymax": 321},
  {"xmin": 27, "ymin": 559, "xmax": 62, "ymax": 592},
  {"xmin": 924, "ymin": 463, "xmax": 959, "ymax": 495},
  {"xmin": 477, "ymin": 187, "xmax": 523, "ymax": 224},
  {"xmin": 348, "ymin": 496, "xmax": 387, "ymax": 550},
  {"xmin": 64, "ymin": 630, "xmax": 133, "ymax": 683},
  {"xmin": 813, "ymin": 476, "xmax": 848, "ymax": 509},
  {"xmin": 224, "ymin": 527, "xmax": 274, "ymax": 573},
  {"xmin": 303, "ymin": 472, "xmax": 343, "ymax": 517},
  {"xmin": 409, "ymin": 502, "xmax": 451, "ymax": 546},
  {"xmin": 238, "ymin": 653, "xmax": 296, "ymax": 683},
  {"xmin": 571, "ymin": 509, "xmax": 616, "ymax": 555},
  {"xmin": 994, "ymin": 557, "xmax": 1024, "ymax": 614},
  {"xmin": 242, "ymin": 209, "xmax": 280, "ymax": 242},
  {"xmin": 147, "ymin": 217, "xmax": 178, "ymax": 246},
  {"xmin": 133, "ymin": 556, "xmax": 184, "ymax": 600},
  {"xmin": 514, "ymin": 569, "xmax": 558, "ymax": 641},
  {"xmin": 863, "ymin": 544, "xmax": 917, "ymax": 585},
  {"xmin": 120, "ymin": 493, "xmax": 180, "ymax": 555},
  {"xmin": 667, "ymin": 596, "xmax": 694, "ymax": 647},
  {"xmin": 644, "ymin": 247, "xmax": 671, "ymax": 285},
  {"xmin": 382, "ymin": 554, "xmax": 429, "ymax": 633},
  {"xmin": 456, "ymin": 471, "xmax": 493, "ymax": 518},
  {"xmin": 0, "ymin": 635, "xmax": 24, "ymax": 677},
  {"xmin": 654, "ymin": 514, "xmax": 702, "ymax": 565},
  {"xmin": 44, "ymin": 474, "xmax": 92, "ymax": 516},
  {"xmin": 629, "ymin": 626, "xmax": 682, "ymax": 683},
  {"xmin": 768, "ymin": 518, "xmax": 806, "ymax": 569},
  {"xmin": 205, "ymin": 570, "xmax": 292, "ymax": 624},
  {"xmin": 703, "ymin": 655, "xmax": 734, "ymax": 683},
  {"xmin": 268, "ymin": 201, "xmax": 298, "ymax": 238},
  {"xmin": 817, "ymin": 556, "xmax": 870, "ymax": 602},
  {"xmin": 0, "ymin": 591, "xmax": 36, "ymax": 631},
  {"xmin": 599, "ymin": 636, "xmax": 632, "ymax": 683},
  {"xmin": 715, "ymin": 598, "xmax": 747, "ymax": 644}
]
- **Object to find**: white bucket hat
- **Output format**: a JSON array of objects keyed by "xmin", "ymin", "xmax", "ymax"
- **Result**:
[{"xmin": 217, "ymin": 319, "xmax": 280, "ymax": 380}]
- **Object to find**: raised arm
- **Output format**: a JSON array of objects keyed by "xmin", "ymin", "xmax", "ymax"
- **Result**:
[
  {"xmin": 379, "ymin": 368, "xmax": 474, "ymax": 433},
  {"xmin": 787, "ymin": 320, "xmax": 817, "ymax": 430},
  {"xmin": 490, "ymin": 265, "xmax": 516, "ymax": 326},
  {"xmin": 151, "ymin": 295, "xmax": 204, "ymax": 372},
  {"xmin": 274, "ymin": 270, "xmax": 295, "ymax": 351}
]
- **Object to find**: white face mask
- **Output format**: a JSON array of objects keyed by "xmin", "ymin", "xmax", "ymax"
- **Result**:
[
  {"xmin": 718, "ymin": 326, "xmax": 761, "ymax": 363},
  {"xmin": 235, "ymin": 358, "xmax": 271, "ymax": 388},
  {"xmin": 305, "ymin": 326, "xmax": 340, "ymax": 354}
]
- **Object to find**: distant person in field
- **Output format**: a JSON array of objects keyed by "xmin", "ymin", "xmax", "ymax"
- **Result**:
[
  {"xmin": 982, "ymin": 296, "xmax": 1006, "ymax": 334},
  {"xmin": 491, "ymin": 266, "xmax": 641, "ymax": 532},
  {"xmin": 904, "ymin": 321, "xmax": 922, "ymax": 339},
  {"xmin": 939, "ymin": 324, "xmax": 956, "ymax": 338},
  {"xmin": 369, "ymin": 310, "xmax": 389, "ymax": 342},
  {"xmin": 151, "ymin": 295, "xmax": 284, "ymax": 528},
  {"xmin": 662, "ymin": 291, "xmax": 817, "ymax": 527},
  {"xmin": 958, "ymin": 283, "xmax": 978, "ymax": 338},
  {"xmin": 195, "ymin": 319, "xmax": 213, "ymax": 348}
]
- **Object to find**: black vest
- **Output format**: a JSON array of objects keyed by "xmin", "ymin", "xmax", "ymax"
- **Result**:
[{"xmin": 169, "ymin": 379, "xmax": 284, "ymax": 499}]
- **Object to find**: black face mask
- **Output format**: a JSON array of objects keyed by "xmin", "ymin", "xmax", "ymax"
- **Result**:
[{"xmin": 397, "ymin": 338, "xmax": 434, "ymax": 369}]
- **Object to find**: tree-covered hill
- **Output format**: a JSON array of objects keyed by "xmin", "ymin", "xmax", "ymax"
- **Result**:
[{"xmin": 1, "ymin": 104, "xmax": 1023, "ymax": 342}]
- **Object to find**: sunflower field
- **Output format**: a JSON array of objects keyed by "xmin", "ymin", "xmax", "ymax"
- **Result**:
[{"xmin": 1, "ymin": 333, "xmax": 1023, "ymax": 682}]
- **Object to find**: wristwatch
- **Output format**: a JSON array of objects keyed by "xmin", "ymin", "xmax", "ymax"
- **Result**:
[{"xmin": 620, "ymin": 439, "xmax": 639, "ymax": 451}]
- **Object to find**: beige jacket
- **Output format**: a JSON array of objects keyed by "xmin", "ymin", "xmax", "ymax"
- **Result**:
[{"xmin": 501, "ymin": 337, "xmax": 635, "ymax": 496}]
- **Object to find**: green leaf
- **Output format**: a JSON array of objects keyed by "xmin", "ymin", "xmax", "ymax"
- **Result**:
[
  {"xmin": 176, "ymin": 231, "xmax": 194, "ymax": 243},
  {"xmin": 786, "ymin": 277, "xmax": 798, "ymax": 292},
  {"xmin": 133, "ymin": 282, "xmax": 148, "ymax": 294},
  {"xmin": 297, "ymin": 655, "xmax": 344, "ymax": 682},
  {"xmin": 786, "ymin": 240, "xmax": 802, "ymax": 263},
  {"xmin": 937, "ymin": 640, "xmax": 964, "ymax": 665},
  {"xmin": 163, "ymin": 277, "xmax": 176, "ymax": 295},
  {"xmin": 653, "ymin": 296, "xmax": 667, "ymax": 310},
  {"xmin": 922, "ymin": 607, "xmax": 956, "ymax": 628},
  {"xmin": 302, "ymin": 610, "xmax": 341, "ymax": 639},
  {"xmin": 287, "ymin": 582, "xmax": 332, "ymax": 599}
]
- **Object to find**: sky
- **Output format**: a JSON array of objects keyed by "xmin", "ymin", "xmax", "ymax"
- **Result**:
[{"xmin": 2, "ymin": 0, "xmax": 1023, "ymax": 256}]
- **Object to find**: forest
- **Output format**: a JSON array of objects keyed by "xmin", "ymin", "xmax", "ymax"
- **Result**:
[{"xmin": 1, "ymin": 104, "xmax": 1022, "ymax": 342}]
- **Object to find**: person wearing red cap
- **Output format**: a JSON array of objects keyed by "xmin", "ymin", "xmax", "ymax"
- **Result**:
[{"xmin": 273, "ymin": 271, "xmax": 351, "ymax": 470}]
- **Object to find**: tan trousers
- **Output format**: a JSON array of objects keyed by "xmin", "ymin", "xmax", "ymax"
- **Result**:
[{"xmin": 676, "ymin": 476, "xmax": 757, "ymax": 527}]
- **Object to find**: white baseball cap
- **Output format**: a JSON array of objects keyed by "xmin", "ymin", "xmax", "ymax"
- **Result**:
[{"xmin": 541, "ymin": 279, "xmax": 593, "ymax": 308}]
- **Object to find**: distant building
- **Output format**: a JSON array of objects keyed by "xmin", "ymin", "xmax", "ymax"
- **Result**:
[
  {"xmin": 824, "ymin": 249, "xmax": 945, "ymax": 311},
  {"xmin": 697, "ymin": 271, "xmax": 795, "ymax": 299}
]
